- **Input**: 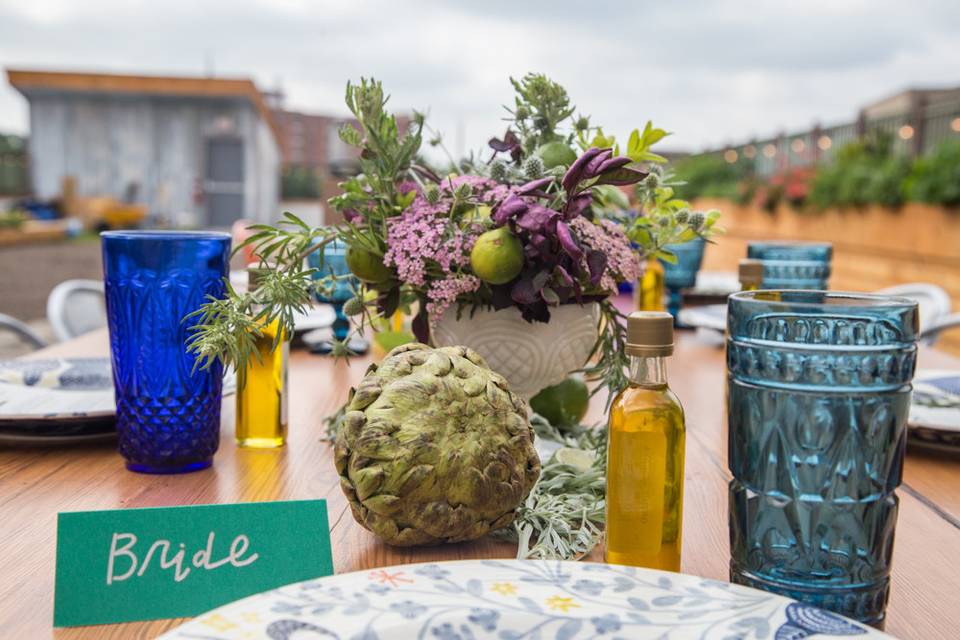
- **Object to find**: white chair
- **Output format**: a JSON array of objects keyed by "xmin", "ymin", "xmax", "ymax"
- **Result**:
[
  {"xmin": 0, "ymin": 313, "xmax": 48, "ymax": 350},
  {"xmin": 46, "ymin": 279, "xmax": 107, "ymax": 342}
]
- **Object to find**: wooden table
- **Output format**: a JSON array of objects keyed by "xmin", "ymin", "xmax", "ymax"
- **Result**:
[{"xmin": 2, "ymin": 329, "xmax": 959, "ymax": 639}]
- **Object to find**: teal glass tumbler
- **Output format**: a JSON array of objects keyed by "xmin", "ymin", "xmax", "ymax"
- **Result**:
[
  {"xmin": 102, "ymin": 231, "xmax": 231, "ymax": 473},
  {"xmin": 747, "ymin": 241, "xmax": 832, "ymax": 263},
  {"xmin": 660, "ymin": 237, "xmax": 706, "ymax": 319},
  {"xmin": 760, "ymin": 259, "xmax": 831, "ymax": 290},
  {"xmin": 726, "ymin": 291, "xmax": 918, "ymax": 627}
]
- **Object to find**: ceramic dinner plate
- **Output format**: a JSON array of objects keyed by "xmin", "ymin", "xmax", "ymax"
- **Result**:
[
  {"xmin": 161, "ymin": 559, "xmax": 886, "ymax": 640},
  {"xmin": 0, "ymin": 357, "xmax": 237, "ymax": 445},
  {"xmin": 0, "ymin": 358, "xmax": 116, "ymax": 444},
  {"xmin": 678, "ymin": 303, "xmax": 728, "ymax": 333},
  {"xmin": 909, "ymin": 370, "xmax": 960, "ymax": 451}
]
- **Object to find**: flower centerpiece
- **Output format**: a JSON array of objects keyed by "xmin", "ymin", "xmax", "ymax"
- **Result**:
[{"xmin": 189, "ymin": 74, "xmax": 719, "ymax": 398}]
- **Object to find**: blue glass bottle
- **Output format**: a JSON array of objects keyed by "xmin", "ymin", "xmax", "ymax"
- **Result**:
[
  {"xmin": 660, "ymin": 237, "xmax": 706, "ymax": 319},
  {"xmin": 726, "ymin": 290, "xmax": 918, "ymax": 627},
  {"xmin": 101, "ymin": 231, "xmax": 231, "ymax": 473}
]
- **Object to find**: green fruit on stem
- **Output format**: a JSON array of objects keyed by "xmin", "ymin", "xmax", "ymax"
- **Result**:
[
  {"xmin": 536, "ymin": 141, "xmax": 578, "ymax": 169},
  {"xmin": 530, "ymin": 376, "xmax": 590, "ymax": 427},
  {"xmin": 470, "ymin": 227, "xmax": 524, "ymax": 285},
  {"xmin": 334, "ymin": 343, "xmax": 541, "ymax": 546},
  {"xmin": 346, "ymin": 247, "xmax": 392, "ymax": 283}
]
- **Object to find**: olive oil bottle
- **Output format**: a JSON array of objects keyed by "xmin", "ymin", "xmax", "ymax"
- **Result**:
[
  {"xmin": 606, "ymin": 311, "xmax": 685, "ymax": 571},
  {"xmin": 236, "ymin": 269, "xmax": 288, "ymax": 448},
  {"xmin": 636, "ymin": 258, "xmax": 665, "ymax": 311},
  {"xmin": 738, "ymin": 259, "xmax": 763, "ymax": 291}
]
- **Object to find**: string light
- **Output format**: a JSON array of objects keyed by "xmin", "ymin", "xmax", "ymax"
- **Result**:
[
  {"xmin": 817, "ymin": 135, "xmax": 832, "ymax": 151},
  {"xmin": 898, "ymin": 125, "xmax": 914, "ymax": 140},
  {"xmin": 791, "ymin": 139, "xmax": 806, "ymax": 153},
  {"xmin": 724, "ymin": 149, "xmax": 738, "ymax": 163},
  {"xmin": 951, "ymin": 117, "xmax": 960, "ymax": 132},
  {"xmin": 743, "ymin": 145, "xmax": 757, "ymax": 158},
  {"xmin": 763, "ymin": 143, "xmax": 777, "ymax": 158}
]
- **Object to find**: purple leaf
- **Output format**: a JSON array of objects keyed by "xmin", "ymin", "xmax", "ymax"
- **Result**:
[
  {"xmin": 541, "ymin": 286, "xmax": 560, "ymax": 306},
  {"xmin": 596, "ymin": 156, "xmax": 632, "ymax": 174},
  {"xmin": 517, "ymin": 177, "xmax": 555, "ymax": 196},
  {"xmin": 492, "ymin": 194, "xmax": 528, "ymax": 225},
  {"xmin": 594, "ymin": 166, "xmax": 649, "ymax": 186},
  {"xmin": 583, "ymin": 148, "xmax": 614, "ymax": 178},
  {"xmin": 412, "ymin": 305, "xmax": 430, "ymax": 343},
  {"xmin": 511, "ymin": 274, "xmax": 539, "ymax": 305},
  {"xmin": 563, "ymin": 192, "xmax": 593, "ymax": 220},
  {"xmin": 562, "ymin": 147, "xmax": 605, "ymax": 192},
  {"xmin": 556, "ymin": 221, "xmax": 583, "ymax": 261},
  {"xmin": 516, "ymin": 205, "xmax": 559, "ymax": 233},
  {"xmin": 587, "ymin": 250, "xmax": 607, "ymax": 287},
  {"xmin": 554, "ymin": 264, "xmax": 575, "ymax": 287}
]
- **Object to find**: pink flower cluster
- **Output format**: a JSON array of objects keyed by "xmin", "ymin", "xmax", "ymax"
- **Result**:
[
  {"xmin": 384, "ymin": 177, "xmax": 510, "ymax": 322},
  {"xmin": 426, "ymin": 274, "xmax": 482, "ymax": 321},
  {"xmin": 569, "ymin": 217, "xmax": 641, "ymax": 292}
]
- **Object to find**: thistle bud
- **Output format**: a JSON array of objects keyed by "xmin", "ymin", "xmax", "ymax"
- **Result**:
[
  {"xmin": 343, "ymin": 296, "xmax": 364, "ymax": 317},
  {"xmin": 675, "ymin": 210, "xmax": 690, "ymax": 224},
  {"xmin": 657, "ymin": 216, "xmax": 670, "ymax": 227},
  {"xmin": 524, "ymin": 155, "xmax": 544, "ymax": 179},
  {"xmin": 574, "ymin": 116, "xmax": 590, "ymax": 131},
  {"xmin": 643, "ymin": 172, "xmax": 661, "ymax": 190},
  {"xmin": 689, "ymin": 212, "xmax": 705, "ymax": 230},
  {"xmin": 490, "ymin": 160, "xmax": 508, "ymax": 182},
  {"xmin": 454, "ymin": 183, "xmax": 473, "ymax": 200},
  {"xmin": 425, "ymin": 186, "xmax": 441, "ymax": 204},
  {"xmin": 515, "ymin": 106, "xmax": 530, "ymax": 120}
]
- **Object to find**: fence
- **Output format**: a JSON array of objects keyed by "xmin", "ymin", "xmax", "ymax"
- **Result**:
[
  {"xmin": 0, "ymin": 134, "xmax": 28, "ymax": 196},
  {"xmin": 713, "ymin": 94, "xmax": 960, "ymax": 177}
]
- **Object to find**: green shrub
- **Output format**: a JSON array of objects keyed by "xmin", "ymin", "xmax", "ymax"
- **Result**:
[
  {"xmin": 672, "ymin": 153, "xmax": 748, "ymax": 201},
  {"xmin": 808, "ymin": 132, "xmax": 908, "ymax": 209},
  {"xmin": 905, "ymin": 140, "xmax": 960, "ymax": 206},
  {"xmin": 281, "ymin": 165, "xmax": 322, "ymax": 199}
]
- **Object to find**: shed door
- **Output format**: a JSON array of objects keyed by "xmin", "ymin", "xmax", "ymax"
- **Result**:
[{"xmin": 204, "ymin": 137, "xmax": 244, "ymax": 227}]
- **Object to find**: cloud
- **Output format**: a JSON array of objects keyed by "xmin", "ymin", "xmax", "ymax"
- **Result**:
[{"xmin": 0, "ymin": 0, "xmax": 957, "ymax": 156}]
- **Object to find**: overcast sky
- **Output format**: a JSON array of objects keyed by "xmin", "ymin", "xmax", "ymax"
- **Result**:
[{"xmin": 1, "ymin": 0, "xmax": 958, "ymax": 156}]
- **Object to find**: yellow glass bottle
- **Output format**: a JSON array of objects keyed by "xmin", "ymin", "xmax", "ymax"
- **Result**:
[
  {"xmin": 637, "ymin": 258, "xmax": 665, "ymax": 311},
  {"xmin": 236, "ymin": 270, "xmax": 288, "ymax": 448},
  {"xmin": 606, "ymin": 311, "xmax": 685, "ymax": 571},
  {"xmin": 738, "ymin": 259, "xmax": 763, "ymax": 292}
]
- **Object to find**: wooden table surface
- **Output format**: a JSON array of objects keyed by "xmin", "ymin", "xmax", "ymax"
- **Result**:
[{"xmin": 2, "ymin": 329, "xmax": 959, "ymax": 639}]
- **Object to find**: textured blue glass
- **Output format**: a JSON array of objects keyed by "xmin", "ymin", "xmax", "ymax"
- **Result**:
[
  {"xmin": 747, "ymin": 241, "xmax": 833, "ymax": 263},
  {"xmin": 726, "ymin": 291, "xmax": 918, "ymax": 627},
  {"xmin": 308, "ymin": 239, "xmax": 355, "ymax": 341},
  {"xmin": 759, "ymin": 259, "xmax": 831, "ymax": 290},
  {"xmin": 660, "ymin": 237, "xmax": 706, "ymax": 318},
  {"xmin": 102, "ymin": 231, "xmax": 231, "ymax": 474}
]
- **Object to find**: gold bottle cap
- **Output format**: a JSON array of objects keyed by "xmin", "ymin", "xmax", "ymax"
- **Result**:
[
  {"xmin": 626, "ymin": 311, "xmax": 674, "ymax": 357},
  {"xmin": 739, "ymin": 259, "xmax": 764, "ymax": 286}
]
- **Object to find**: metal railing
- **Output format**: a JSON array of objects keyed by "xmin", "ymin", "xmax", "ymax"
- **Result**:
[{"xmin": 710, "ymin": 98, "xmax": 960, "ymax": 177}]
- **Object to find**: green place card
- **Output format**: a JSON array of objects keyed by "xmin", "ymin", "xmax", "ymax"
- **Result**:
[{"xmin": 53, "ymin": 500, "xmax": 333, "ymax": 628}]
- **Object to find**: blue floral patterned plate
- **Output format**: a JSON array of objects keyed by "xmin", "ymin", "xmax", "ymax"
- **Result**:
[
  {"xmin": 0, "ymin": 358, "xmax": 116, "ymax": 444},
  {"xmin": 161, "ymin": 560, "xmax": 887, "ymax": 640}
]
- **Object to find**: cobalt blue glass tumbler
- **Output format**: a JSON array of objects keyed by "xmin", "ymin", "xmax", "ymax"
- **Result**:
[
  {"xmin": 726, "ymin": 291, "xmax": 919, "ymax": 627},
  {"xmin": 102, "ymin": 231, "xmax": 231, "ymax": 474},
  {"xmin": 660, "ymin": 237, "xmax": 706, "ymax": 319}
]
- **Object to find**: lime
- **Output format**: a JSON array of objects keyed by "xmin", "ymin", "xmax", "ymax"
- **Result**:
[
  {"xmin": 470, "ymin": 227, "xmax": 524, "ymax": 285},
  {"xmin": 553, "ymin": 447, "xmax": 596, "ymax": 471},
  {"xmin": 346, "ymin": 247, "xmax": 392, "ymax": 283},
  {"xmin": 530, "ymin": 376, "xmax": 590, "ymax": 427},
  {"xmin": 536, "ymin": 141, "xmax": 578, "ymax": 169}
]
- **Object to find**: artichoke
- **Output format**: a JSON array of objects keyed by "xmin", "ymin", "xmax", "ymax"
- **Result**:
[{"xmin": 334, "ymin": 343, "xmax": 541, "ymax": 546}]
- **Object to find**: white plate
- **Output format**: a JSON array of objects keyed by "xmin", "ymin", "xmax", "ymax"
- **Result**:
[
  {"xmin": 161, "ymin": 559, "xmax": 885, "ymax": 640},
  {"xmin": 910, "ymin": 370, "xmax": 960, "ymax": 450},
  {"xmin": 678, "ymin": 303, "xmax": 727, "ymax": 332}
]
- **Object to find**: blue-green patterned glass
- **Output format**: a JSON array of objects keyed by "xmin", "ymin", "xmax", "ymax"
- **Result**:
[
  {"xmin": 760, "ymin": 260, "xmax": 831, "ymax": 290},
  {"xmin": 727, "ymin": 291, "xmax": 918, "ymax": 627},
  {"xmin": 308, "ymin": 239, "xmax": 353, "ymax": 342},
  {"xmin": 747, "ymin": 241, "xmax": 832, "ymax": 263},
  {"xmin": 660, "ymin": 237, "xmax": 706, "ymax": 318},
  {"xmin": 102, "ymin": 231, "xmax": 231, "ymax": 474}
]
